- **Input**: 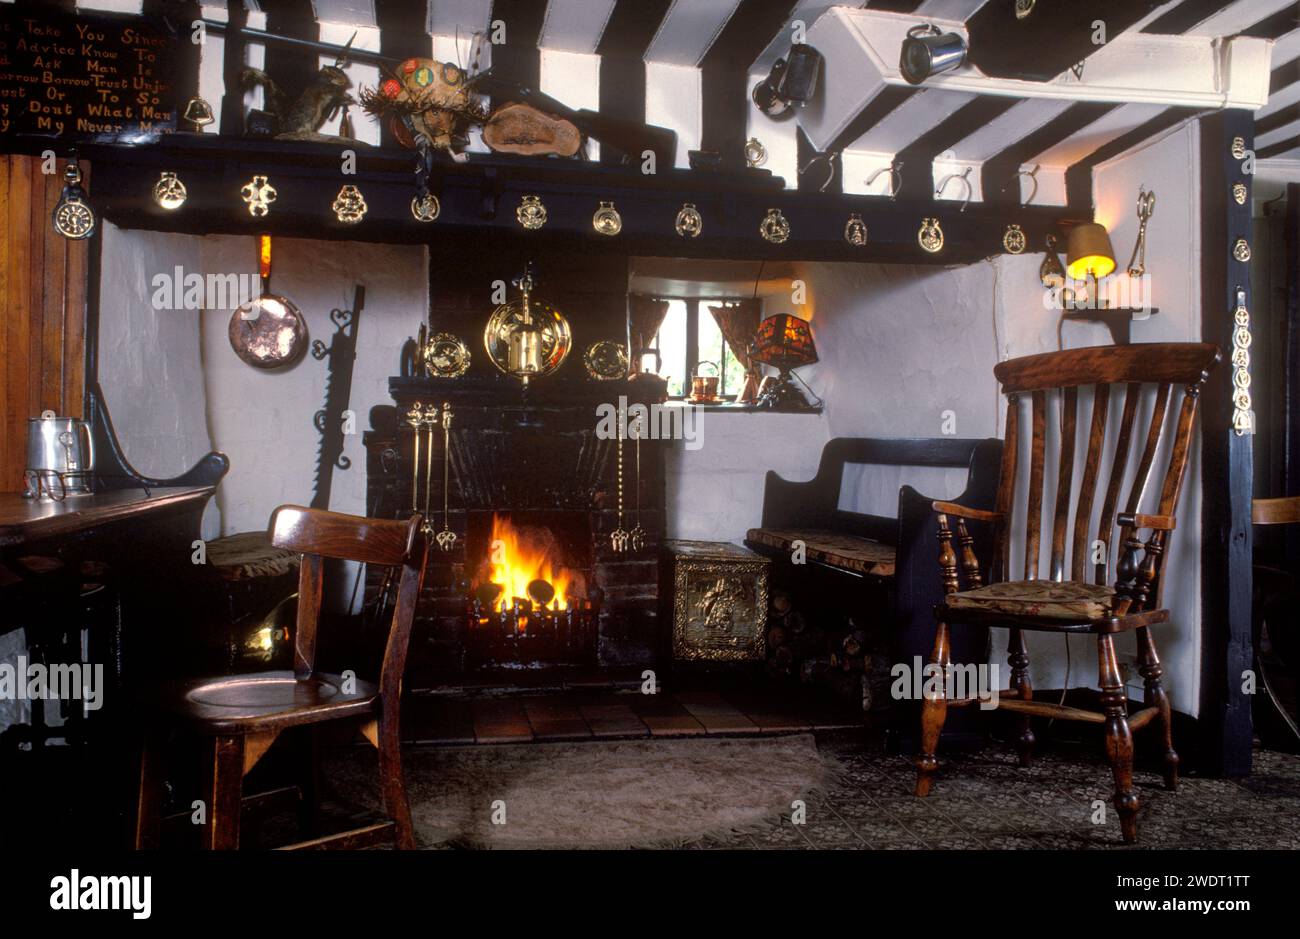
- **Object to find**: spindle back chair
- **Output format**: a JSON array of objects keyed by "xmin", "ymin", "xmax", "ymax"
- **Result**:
[{"xmin": 913, "ymin": 343, "xmax": 1220, "ymax": 843}]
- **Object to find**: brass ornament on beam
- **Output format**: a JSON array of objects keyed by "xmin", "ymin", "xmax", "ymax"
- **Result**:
[
  {"xmin": 240, "ymin": 175, "xmax": 277, "ymax": 217},
  {"xmin": 844, "ymin": 213, "xmax": 868, "ymax": 247},
  {"xmin": 744, "ymin": 137, "xmax": 768, "ymax": 168},
  {"xmin": 411, "ymin": 192, "xmax": 440, "ymax": 222},
  {"xmin": 1230, "ymin": 287, "xmax": 1254, "ymax": 436},
  {"xmin": 1230, "ymin": 137, "xmax": 1247, "ymax": 160},
  {"xmin": 1232, "ymin": 182, "xmax": 1248, "ymax": 206},
  {"xmin": 152, "ymin": 171, "xmax": 188, "ymax": 210},
  {"xmin": 1002, "ymin": 224, "xmax": 1026, "ymax": 254},
  {"xmin": 760, "ymin": 208, "xmax": 790, "ymax": 244},
  {"xmin": 593, "ymin": 201, "xmax": 622, "ymax": 236},
  {"xmin": 1233, "ymin": 238, "xmax": 1251, "ymax": 262},
  {"xmin": 918, "ymin": 217, "xmax": 944, "ymax": 254},
  {"xmin": 516, "ymin": 194, "xmax": 547, "ymax": 230},
  {"xmin": 675, "ymin": 203, "xmax": 703, "ymax": 238},
  {"xmin": 332, "ymin": 185, "xmax": 367, "ymax": 223}
]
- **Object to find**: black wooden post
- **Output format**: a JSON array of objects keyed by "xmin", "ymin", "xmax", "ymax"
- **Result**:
[{"xmin": 1197, "ymin": 110, "xmax": 1254, "ymax": 777}]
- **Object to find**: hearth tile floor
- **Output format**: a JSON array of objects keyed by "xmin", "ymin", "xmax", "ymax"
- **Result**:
[{"xmin": 401, "ymin": 688, "xmax": 863, "ymax": 745}]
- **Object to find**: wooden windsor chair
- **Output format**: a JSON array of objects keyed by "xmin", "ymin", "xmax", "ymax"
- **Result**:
[
  {"xmin": 913, "ymin": 343, "xmax": 1220, "ymax": 843},
  {"xmin": 134, "ymin": 506, "xmax": 428, "ymax": 850}
]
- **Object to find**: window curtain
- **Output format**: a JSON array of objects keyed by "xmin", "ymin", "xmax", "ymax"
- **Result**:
[
  {"xmin": 628, "ymin": 295, "xmax": 670, "ymax": 375},
  {"xmin": 709, "ymin": 299, "xmax": 762, "ymax": 403}
]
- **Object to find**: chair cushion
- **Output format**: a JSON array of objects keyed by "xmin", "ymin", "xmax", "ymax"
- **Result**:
[
  {"xmin": 207, "ymin": 531, "xmax": 300, "ymax": 582},
  {"xmin": 945, "ymin": 580, "xmax": 1114, "ymax": 620},
  {"xmin": 745, "ymin": 528, "xmax": 895, "ymax": 577}
]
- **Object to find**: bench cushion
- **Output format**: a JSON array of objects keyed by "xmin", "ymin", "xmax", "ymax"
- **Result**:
[
  {"xmin": 945, "ymin": 580, "xmax": 1114, "ymax": 620},
  {"xmin": 745, "ymin": 528, "xmax": 895, "ymax": 577}
]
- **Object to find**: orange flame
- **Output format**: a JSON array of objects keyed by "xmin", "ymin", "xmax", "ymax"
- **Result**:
[{"xmin": 481, "ymin": 514, "xmax": 580, "ymax": 612}]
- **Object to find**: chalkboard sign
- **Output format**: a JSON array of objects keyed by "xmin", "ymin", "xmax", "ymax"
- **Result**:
[{"xmin": 0, "ymin": 6, "xmax": 180, "ymax": 140}]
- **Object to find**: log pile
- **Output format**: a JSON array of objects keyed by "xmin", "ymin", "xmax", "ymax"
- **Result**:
[{"xmin": 765, "ymin": 589, "xmax": 890, "ymax": 711}]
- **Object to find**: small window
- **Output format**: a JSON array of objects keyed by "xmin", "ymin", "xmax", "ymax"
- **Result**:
[{"xmin": 651, "ymin": 298, "xmax": 748, "ymax": 400}]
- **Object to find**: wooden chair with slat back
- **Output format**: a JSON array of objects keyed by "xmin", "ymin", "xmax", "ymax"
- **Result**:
[
  {"xmin": 134, "ymin": 506, "xmax": 428, "ymax": 850},
  {"xmin": 913, "ymin": 343, "xmax": 1220, "ymax": 843}
]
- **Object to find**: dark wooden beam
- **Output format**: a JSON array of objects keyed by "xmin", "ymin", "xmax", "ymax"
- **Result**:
[
  {"xmin": 1063, "ymin": 107, "xmax": 1200, "ymax": 210},
  {"xmin": 1268, "ymin": 55, "xmax": 1300, "ymax": 95},
  {"xmin": 894, "ymin": 95, "xmax": 1023, "ymax": 202},
  {"xmin": 262, "ymin": 0, "xmax": 319, "ymax": 112},
  {"xmin": 487, "ymin": 0, "xmax": 548, "ymax": 91},
  {"xmin": 982, "ymin": 102, "xmax": 1115, "ymax": 208},
  {"xmin": 1242, "ymin": 7, "xmax": 1300, "ymax": 40},
  {"xmin": 700, "ymin": 0, "xmax": 801, "ymax": 167},
  {"xmin": 218, "ymin": 0, "xmax": 249, "ymax": 136},
  {"xmin": 1257, "ymin": 102, "xmax": 1300, "ymax": 137},
  {"xmin": 1259, "ymin": 134, "xmax": 1300, "ymax": 160},
  {"xmin": 1287, "ymin": 185, "xmax": 1300, "ymax": 503},
  {"xmin": 966, "ymin": 0, "xmax": 1164, "ymax": 82},
  {"xmin": 1142, "ymin": 0, "xmax": 1235, "ymax": 34},
  {"xmin": 1198, "ymin": 109, "xmax": 1255, "ymax": 778},
  {"xmin": 597, "ymin": 0, "xmax": 673, "ymax": 166}
]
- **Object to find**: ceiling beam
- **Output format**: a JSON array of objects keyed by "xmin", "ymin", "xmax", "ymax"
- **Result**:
[{"xmin": 965, "ymin": 0, "xmax": 1166, "ymax": 82}]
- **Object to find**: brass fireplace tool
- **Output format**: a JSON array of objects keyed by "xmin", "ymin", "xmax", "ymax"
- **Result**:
[
  {"xmin": 406, "ymin": 400, "xmax": 457, "ymax": 552},
  {"xmin": 406, "ymin": 402, "xmax": 427, "ymax": 517},
  {"xmin": 422, "ymin": 403, "xmax": 438, "ymax": 538},
  {"xmin": 610, "ymin": 403, "xmax": 629, "ymax": 552},
  {"xmin": 629, "ymin": 423, "xmax": 646, "ymax": 550},
  {"xmin": 437, "ymin": 403, "xmax": 456, "ymax": 551}
]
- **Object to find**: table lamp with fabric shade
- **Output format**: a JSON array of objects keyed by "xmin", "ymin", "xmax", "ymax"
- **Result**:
[{"xmin": 751, "ymin": 314, "xmax": 818, "ymax": 408}]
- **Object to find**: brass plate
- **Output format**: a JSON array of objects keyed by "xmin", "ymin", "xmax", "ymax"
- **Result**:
[
  {"xmin": 423, "ymin": 332, "xmax": 471, "ymax": 377},
  {"xmin": 583, "ymin": 340, "xmax": 627, "ymax": 380},
  {"xmin": 483, "ymin": 296, "xmax": 572, "ymax": 379}
]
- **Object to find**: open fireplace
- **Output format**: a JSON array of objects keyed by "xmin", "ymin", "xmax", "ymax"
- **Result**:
[
  {"xmin": 357, "ymin": 250, "xmax": 667, "ymax": 685},
  {"xmin": 463, "ymin": 511, "xmax": 598, "ymax": 668}
]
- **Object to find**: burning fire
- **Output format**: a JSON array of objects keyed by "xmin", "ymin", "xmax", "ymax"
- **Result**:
[{"xmin": 480, "ymin": 513, "xmax": 580, "ymax": 612}]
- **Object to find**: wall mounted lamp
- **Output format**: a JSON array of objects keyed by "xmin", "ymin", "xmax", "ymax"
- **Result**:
[{"xmin": 1060, "ymin": 222, "xmax": 1158, "ymax": 344}]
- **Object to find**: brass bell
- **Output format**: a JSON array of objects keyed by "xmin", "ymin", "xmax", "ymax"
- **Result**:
[{"xmin": 183, "ymin": 96, "xmax": 215, "ymax": 130}]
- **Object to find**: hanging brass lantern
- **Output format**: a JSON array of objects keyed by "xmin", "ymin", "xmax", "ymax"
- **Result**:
[{"xmin": 482, "ymin": 265, "xmax": 572, "ymax": 387}]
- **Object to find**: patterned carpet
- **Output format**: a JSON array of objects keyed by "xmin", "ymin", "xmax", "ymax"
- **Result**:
[{"xmin": 684, "ymin": 734, "xmax": 1300, "ymax": 850}]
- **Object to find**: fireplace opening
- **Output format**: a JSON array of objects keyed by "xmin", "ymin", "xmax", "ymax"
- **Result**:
[{"xmin": 464, "ymin": 512, "xmax": 598, "ymax": 668}]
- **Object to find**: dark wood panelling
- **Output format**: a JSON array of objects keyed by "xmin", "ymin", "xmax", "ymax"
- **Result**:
[
  {"xmin": 1197, "ymin": 110, "xmax": 1254, "ymax": 777},
  {"xmin": 0, "ymin": 155, "xmax": 89, "ymax": 491}
]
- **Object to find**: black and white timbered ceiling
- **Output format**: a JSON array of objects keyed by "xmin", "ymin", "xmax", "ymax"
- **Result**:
[{"xmin": 78, "ymin": 0, "xmax": 1300, "ymax": 209}]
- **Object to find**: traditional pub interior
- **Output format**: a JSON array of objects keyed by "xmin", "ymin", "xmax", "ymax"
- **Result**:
[{"xmin": 2, "ymin": 0, "xmax": 1299, "ymax": 872}]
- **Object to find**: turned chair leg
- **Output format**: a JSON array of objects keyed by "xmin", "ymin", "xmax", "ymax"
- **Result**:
[
  {"xmin": 914, "ymin": 620, "xmax": 951, "ymax": 797},
  {"xmin": 1136, "ymin": 626, "xmax": 1178, "ymax": 790},
  {"xmin": 1008, "ymin": 627, "xmax": 1034, "ymax": 766},
  {"xmin": 201, "ymin": 735, "xmax": 245, "ymax": 850},
  {"xmin": 1099, "ymin": 635, "xmax": 1139, "ymax": 843},
  {"xmin": 377, "ymin": 710, "xmax": 416, "ymax": 849}
]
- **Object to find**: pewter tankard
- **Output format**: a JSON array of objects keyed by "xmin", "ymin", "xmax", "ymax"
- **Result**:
[{"xmin": 25, "ymin": 410, "xmax": 95, "ymax": 500}]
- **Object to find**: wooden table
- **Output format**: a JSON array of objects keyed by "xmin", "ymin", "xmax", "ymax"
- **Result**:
[{"xmin": 0, "ymin": 486, "xmax": 214, "ymax": 548}]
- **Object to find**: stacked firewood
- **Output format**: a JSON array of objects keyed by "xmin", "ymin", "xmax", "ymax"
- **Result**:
[{"xmin": 765, "ymin": 590, "xmax": 890, "ymax": 712}]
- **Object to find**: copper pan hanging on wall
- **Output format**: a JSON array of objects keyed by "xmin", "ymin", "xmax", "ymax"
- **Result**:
[{"xmin": 228, "ymin": 233, "xmax": 309, "ymax": 369}]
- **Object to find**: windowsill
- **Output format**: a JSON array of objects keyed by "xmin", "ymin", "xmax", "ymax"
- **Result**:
[{"xmin": 663, "ymin": 399, "xmax": 823, "ymax": 414}]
